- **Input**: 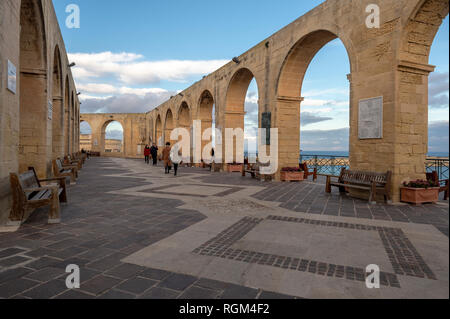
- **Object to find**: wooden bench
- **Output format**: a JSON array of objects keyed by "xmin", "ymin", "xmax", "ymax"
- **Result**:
[
  {"xmin": 242, "ymin": 163, "xmax": 257, "ymax": 178},
  {"xmin": 427, "ymin": 171, "xmax": 449, "ymax": 200},
  {"xmin": 9, "ymin": 168, "xmax": 67, "ymax": 224},
  {"xmin": 326, "ymin": 168, "xmax": 392, "ymax": 204},
  {"xmin": 65, "ymin": 154, "xmax": 82, "ymax": 170},
  {"xmin": 242, "ymin": 162, "xmax": 274, "ymax": 181},
  {"xmin": 300, "ymin": 163, "xmax": 318, "ymax": 182},
  {"xmin": 53, "ymin": 159, "xmax": 77, "ymax": 184}
]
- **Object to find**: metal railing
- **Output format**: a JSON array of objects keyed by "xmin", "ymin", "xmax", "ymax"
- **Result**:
[
  {"xmin": 299, "ymin": 155, "xmax": 350, "ymax": 176},
  {"xmin": 300, "ymin": 155, "xmax": 449, "ymax": 180},
  {"xmin": 426, "ymin": 158, "xmax": 449, "ymax": 183}
]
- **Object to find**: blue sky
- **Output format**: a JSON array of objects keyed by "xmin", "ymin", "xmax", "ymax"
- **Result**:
[{"xmin": 54, "ymin": 1, "xmax": 449, "ymax": 153}]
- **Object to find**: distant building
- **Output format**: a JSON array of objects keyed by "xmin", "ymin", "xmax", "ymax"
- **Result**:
[{"xmin": 80, "ymin": 134, "xmax": 122, "ymax": 153}]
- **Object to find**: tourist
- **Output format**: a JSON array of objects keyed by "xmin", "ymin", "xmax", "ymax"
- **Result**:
[
  {"xmin": 171, "ymin": 144, "xmax": 182, "ymax": 177},
  {"xmin": 150, "ymin": 143, "xmax": 158, "ymax": 166},
  {"xmin": 144, "ymin": 145, "xmax": 151, "ymax": 164},
  {"xmin": 162, "ymin": 142, "xmax": 172, "ymax": 174}
]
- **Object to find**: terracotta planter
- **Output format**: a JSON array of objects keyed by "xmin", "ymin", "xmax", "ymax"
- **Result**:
[
  {"xmin": 228, "ymin": 164, "xmax": 243, "ymax": 173},
  {"xmin": 401, "ymin": 187, "xmax": 439, "ymax": 205},
  {"xmin": 281, "ymin": 171, "xmax": 305, "ymax": 182}
]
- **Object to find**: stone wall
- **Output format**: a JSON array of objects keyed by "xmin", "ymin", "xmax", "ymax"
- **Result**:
[
  {"xmin": 0, "ymin": 0, "xmax": 80, "ymax": 224},
  {"xmin": 86, "ymin": 0, "xmax": 447, "ymax": 203}
]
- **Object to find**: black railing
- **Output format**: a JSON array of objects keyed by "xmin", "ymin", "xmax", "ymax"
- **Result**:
[
  {"xmin": 426, "ymin": 158, "xmax": 449, "ymax": 183},
  {"xmin": 299, "ymin": 155, "xmax": 350, "ymax": 176},
  {"xmin": 300, "ymin": 155, "xmax": 450, "ymax": 180}
]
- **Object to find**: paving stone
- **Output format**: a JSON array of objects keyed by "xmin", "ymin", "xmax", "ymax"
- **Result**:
[
  {"xmin": 0, "ymin": 278, "xmax": 40, "ymax": 298},
  {"xmin": 22, "ymin": 279, "xmax": 68, "ymax": 299},
  {"xmin": 54, "ymin": 289, "xmax": 95, "ymax": 299},
  {"xmin": 24, "ymin": 267, "xmax": 65, "ymax": 282},
  {"xmin": 258, "ymin": 291, "xmax": 296, "ymax": 299},
  {"xmin": 97, "ymin": 289, "xmax": 136, "ymax": 299},
  {"xmin": 178, "ymin": 286, "xmax": 221, "ymax": 299},
  {"xmin": 116, "ymin": 277, "xmax": 158, "ymax": 294},
  {"xmin": 0, "ymin": 248, "xmax": 26, "ymax": 259},
  {"xmin": 220, "ymin": 284, "xmax": 259, "ymax": 299},
  {"xmin": 26, "ymin": 256, "xmax": 61, "ymax": 270},
  {"xmin": 0, "ymin": 255, "xmax": 31, "ymax": 267},
  {"xmin": 85, "ymin": 252, "xmax": 127, "ymax": 272},
  {"xmin": 140, "ymin": 267, "xmax": 171, "ymax": 281},
  {"xmin": 104, "ymin": 263, "xmax": 145, "ymax": 279},
  {"xmin": 0, "ymin": 267, "xmax": 34, "ymax": 285},
  {"xmin": 140, "ymin": 287, "xmax": 180, "ymax": 299},
  {"xmin": 80, "ymin": 275, "xmax": 122, "ymax": 296},
  {"xmin": 158, "ymin": 273, "xmax": 197, "ymax": 291}
]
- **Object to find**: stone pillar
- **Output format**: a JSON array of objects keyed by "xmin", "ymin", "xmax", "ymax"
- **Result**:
[{"xmin": 274, "ymin": 96, "xmax": 303, "ymax": 180}]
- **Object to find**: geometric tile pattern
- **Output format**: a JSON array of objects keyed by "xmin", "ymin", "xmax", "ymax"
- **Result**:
[{"xmin": 193, "ymin": 215, "xmax": 439, "ymax": 289}]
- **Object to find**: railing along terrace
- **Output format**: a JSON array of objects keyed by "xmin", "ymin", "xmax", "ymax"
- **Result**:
[
  {"xmin": 426, "ymin": 157, "xmax": 449, "ymax": 184},
  {"xmin": 300, "ymin": 155, "xmax": 350, "ymax": 176},
  {"xmin": 300, "ymin": 155, "xmax": 449, "ymax": 180}
]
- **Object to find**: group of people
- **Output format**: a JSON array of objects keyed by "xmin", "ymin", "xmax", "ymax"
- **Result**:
[
  {"xmin": 143, "ymin": 143, "xmax": 159, "ymax": 166},
  {"xmin": 143, "ymin": 142, "xmax": 180, "ymax": 176}
]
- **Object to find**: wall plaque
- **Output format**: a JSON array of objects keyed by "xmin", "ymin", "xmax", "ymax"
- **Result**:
[
  {"xmin": 358, "ymin": 96, "xmax": 383, "ymax": 139},
  {"xmin": 7, "ymin": 60, "xmax": 16, "ymax": 94}
]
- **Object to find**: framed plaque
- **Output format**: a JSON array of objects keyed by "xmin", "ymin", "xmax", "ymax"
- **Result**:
[
  {"xmin": 7, "ymin": 60, "xmax": 17, "ymax": 94},
  {"xmin": 358, "ymin": 96, "xmax": 383, "ymax": 139}
]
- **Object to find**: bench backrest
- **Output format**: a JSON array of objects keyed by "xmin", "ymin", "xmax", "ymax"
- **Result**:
[
  {"xmin": 339, "ymin": 169, "xmax": 391, "ymax": 186},
  {"xmin": 55, "ymin": 159, "xmax": 66, "ymax": 173},
  {"xmin": 10, "ymin": 170, "xmax": 40, "ymax": 195}
]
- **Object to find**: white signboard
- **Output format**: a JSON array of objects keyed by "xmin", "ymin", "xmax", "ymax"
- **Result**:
[
  {"xmin": 94, "ymin": 139, "xmax": 98, "ymax": 146},
  {"xmin": 48, "ymin": 100, "xmax": 53, "ymax": 120},
  {"xmin": 137, "ymin": 145, "xmax": 142, "ymax": 155},
  {"xmin": 158, "ymin": 136, "xmax": 163, "ymax": 147},
  {"xmin": 7, "ymin": 60, "xmax": 17, "ymax": 94},
  {"xmin": 358, "ymin": 96, "xmax": 383, "ymax": 139}
]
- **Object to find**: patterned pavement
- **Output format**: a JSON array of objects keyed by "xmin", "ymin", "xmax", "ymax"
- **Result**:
[{"xmin": 0, "ymin": 157, "xmax": 448, "ymax": 299}]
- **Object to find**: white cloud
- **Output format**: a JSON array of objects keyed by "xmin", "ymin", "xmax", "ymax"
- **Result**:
[
  {"xmin": 77, "ymin": 83, "xmax": 168, "ymax": 97},
  {"xmin": 69, "ymin": 51, "xmax": 229, "ymax": 85}
]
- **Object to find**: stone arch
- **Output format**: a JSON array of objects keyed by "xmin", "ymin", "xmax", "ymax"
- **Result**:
[
  {"xmin": 79, "ymin": 120, "xmax": 93, "ymax": 151},
  {"xmin": 71, "ymin": 91, "xmax": 75, "ymax": 153},
  {"xmin": 198, "ymin": 90, "xmax": 215, "ymax": 160},
  {"xmin": 178, "ymin": 102, "xmax": 191, "ymax": 130},
  {"xmin": 224, "ymin": 68, "xmax": 261, "ymax": 163},
  {"xmin": 148, "ymin": 117, "xmax": 154, "ymax": 144},
  {"xmin": 18, "ymin": 0, "xmax": 48, "ymax": 176},
  {"xmin": 276, "ymin": 30, "xmax": 352, "ymax": 98},
  {"xmin": 164, "ymin": 109, "xmax": 175, "ymax": 145},
  {"xmin": 52, "ymin": 45, "xmax": 64, "ymax": 159},
  {"xmin": 155, "ymin": 114, "xmax": 163, "ymax": 147},
  {"xmin": 275, "ymin": 30, "xmax": 352, "ymax": 169},
  {"xmin": 101, "ymin": 120, "xmax": 124, "ymax": 156},
  {"xmin": 64, "ymin": 76, "xmax": 70, "ymax": 154},
  {"xmin": 400, "ymin": 0, "xmax": 449, "ymax": 64}
]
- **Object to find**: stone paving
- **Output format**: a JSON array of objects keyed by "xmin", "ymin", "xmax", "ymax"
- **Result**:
[{"xmin": 0, "ymin": 157, "xmax": 448, "ymax": 299}]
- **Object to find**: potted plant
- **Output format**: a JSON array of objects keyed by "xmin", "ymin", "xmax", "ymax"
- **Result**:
[
  {"xmin": 401, "ymin": 179, "xmax": 440, "ymax": 205},
  {"xmin": 280, "ymin": 167, "xmax": 305, "ymax": 182},
  {"xmin": 227, "ymin": 162, "xmax": 244, "ymax": 173}
]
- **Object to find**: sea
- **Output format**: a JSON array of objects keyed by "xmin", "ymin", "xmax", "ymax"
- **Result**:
[{"xmin": 244, "ymin": 150, "xmax": 449, "ymax": 179}]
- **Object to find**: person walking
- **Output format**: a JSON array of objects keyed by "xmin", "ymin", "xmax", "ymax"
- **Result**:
[
  {"xmin": 150, "ymin": 143, "xmax": 158, "ymax": 166},
  {"xmin": 144, "ymin": 145, "xmax": 151, "ymax": 164},
  {"xmin": 162, "ymin": 142, "xmax": 172, "ymax": 174},
  {"xmin": 170, "ymin": 144, "xmax": 182, "ymax": 177}
]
